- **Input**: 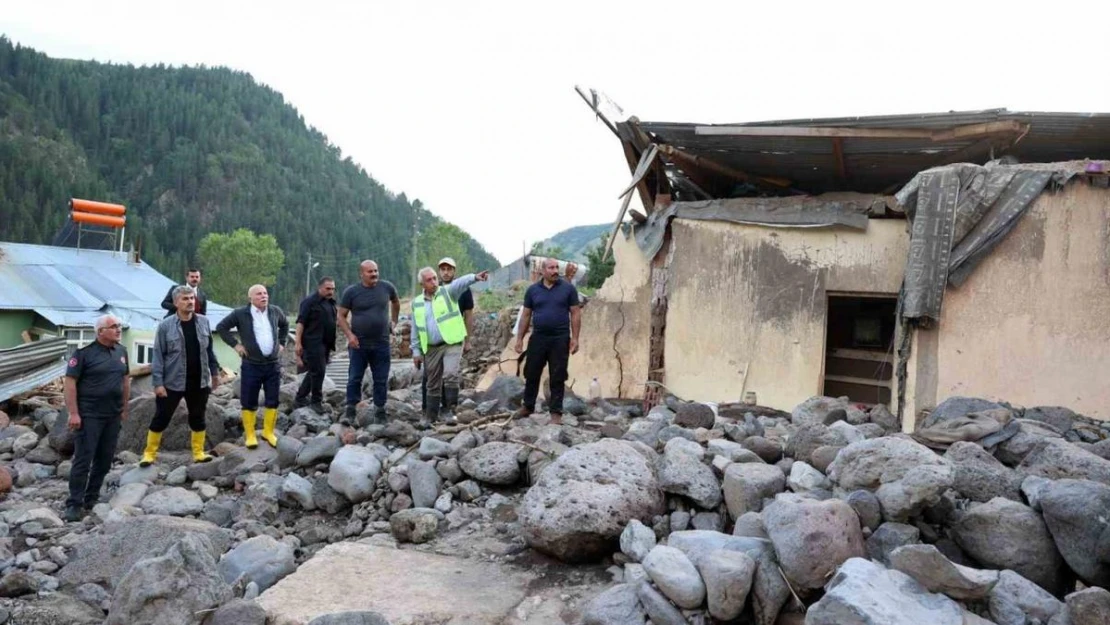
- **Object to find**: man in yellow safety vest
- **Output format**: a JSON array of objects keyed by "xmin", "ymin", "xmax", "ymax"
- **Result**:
[{"xmin": 410, "ymin": 265, "xmax": 489, "ymax": 423}]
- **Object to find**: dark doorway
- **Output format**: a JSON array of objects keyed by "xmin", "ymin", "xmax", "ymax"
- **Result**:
[{"xmin": 823, "ymin": 295, "xmax": 897, "ymax": 407}]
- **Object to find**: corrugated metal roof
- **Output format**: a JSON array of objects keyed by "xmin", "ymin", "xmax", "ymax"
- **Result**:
[
  {"xmin": 0, "ymin": 242, "xmax": 233, "ymax": 332},
  {"xmin": 0, "ymin": 338, "xmax": 67, "ymax": 403},
  {"xmin": 0, "ymin": 360, "xmax": 66, "ymax": 403},
  {"xmin": 627, "ymin": 109, "xmax": 1110, "ymax": 197}
]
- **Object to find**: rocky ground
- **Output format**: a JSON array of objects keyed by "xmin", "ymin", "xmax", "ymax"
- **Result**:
[{"xmin": 1, "ymin": 362, "xmax": 1110, "ymax": 624}]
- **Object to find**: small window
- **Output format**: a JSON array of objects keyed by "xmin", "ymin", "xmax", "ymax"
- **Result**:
[{"xmin": 134, "ymin": 343, "xmax": 154, "ymax": 365}]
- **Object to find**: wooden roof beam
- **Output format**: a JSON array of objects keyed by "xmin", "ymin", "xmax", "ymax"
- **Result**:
[
  {"xmin": 657, "ymin": 144, "xmax": 795, "ymax": 193},
  {"xmin": 694, "ymin": 120, "xmax": 1029, "ymax": 142}
]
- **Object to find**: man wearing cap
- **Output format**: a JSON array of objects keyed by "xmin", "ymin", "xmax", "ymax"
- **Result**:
[
  {"xmin": 421, "ymin": 257, "xmax": 476, "ymax": 415},
  {"xmin": 411, "ymin": 266, "xmax": 489, "ymax": 423}
]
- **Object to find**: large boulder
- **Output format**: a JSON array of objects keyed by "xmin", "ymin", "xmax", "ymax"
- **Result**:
[
  {"xmin": 327, "ymin": 446, "xmax": 383, "ymax": 503},
  {"xmin": 988, "ymin": 570, "xmax": 1064, "ymax": 625},
  {"xmin": 140, "ymin": 487, "xmax": 205, "ymax": 517},
  {"xmin": 641, "ymin": 545, "xmax": 705, "ymax": 609},
  {"xmin": 827, "ymin": 437, "xmax": 954, "ymax": 522},
  {"xmin": 951, "ymin": 497, "xmax": 1069, "ymax": 595},
  {"xmin": 698, "ymin": 550, "xmax": 756, "ymax": 622},
  {"xmin": 47, "ymin": 411, "xmax": 77, "ymax": 455},
  {"xmin": 889, "ymin": 544, "xmax": 999, "ymax": 600},
  {"xmin": 996, "ymin": 420, "xmax": 1066, "ymax": 466},
  {"xmin": 674, "ymin": 403, "xmax": 715, "ymax": 429},
  {"xmin": 1039, "ymin": 478, "xmax": 1110, "ymax": 588},
  {"xmin": 581, "ymin": 583, "xmax": 646, "ymax": 625},
  {"xmin": 806, "ymin": 558, "xmax": 970, "ymax": 625},
  {"xmin": 944, "ymin": 441, "xmax": 1023, "ymax": 502},
  {"xmin": 106, "ymin": 532, "xmax": 233, "ymax": 625},
  {"xmin": 784, "ymin": 423, "xmax": 847, "ymax": 464},
  {"xmin": 519, "ymin": 439, "xmax": 665, "ymax": 563},
  {"xmin": 476, "ymin": 375, "xmax": 525, "ymax": 410},
  {"xmin": 119, "ymin": 393, "xmax": 225, "ymax": 453},
  {"xmin": 1023, "ymin": 406, "xmax": 1080, "ymax": 435},
  {"xmin": 722, "ymin": 462, "xmax": 786, "ymax": 520},
  {"xmin": 791, "ymin": 396, "xmax": 867, "ymax": 427},
  {"xmin": 924, "ymin": 397, "xmax": 1006, "ymax": 427},
  {"xmin": 761, "ymin": 494, "xmax": 866, "ymax": 590},
  {"xmin": 459, "ymin": 442, "xmax": 524, "ymax": 485},
  {"xmin": 1066, "ymin": 587, "xmax": 1110, "ymax": 625},
  {"xmin": 59, "ymin": 515, "xmax": 231, "ymax": 590},
  {"xmin": 1018, "ymin": 438, "xmax": 1110, "ymax": 485},
  {"xmin": 218, "ymin": 535, "xmax": 296, "ymax": 592},
  {"xmin": 657, "ymin": 438, "xmax": 722, "ymax": 509}
]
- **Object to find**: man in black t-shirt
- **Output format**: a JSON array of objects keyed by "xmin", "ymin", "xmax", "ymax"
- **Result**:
[
  {"xmin": 295, "ymin": 277, "xmax": 338, "ymax": 413},
  {"xmin": 338, "ymin": 260, "xmax": 400, "ymax": 423},
  {"xmin": 421, "ymin": 257, "xmax": 476, "ymax": 413},
  {"xmin": 64, "ymin": 314, "xmax": 130, "ymax": 522},
  {"xmin": 514, "ymin": 258, "xmax": 582, "ymax": 424},
  {"xmin": 143, "ymin": 285, "xmax": 221, "ymax": 467}
]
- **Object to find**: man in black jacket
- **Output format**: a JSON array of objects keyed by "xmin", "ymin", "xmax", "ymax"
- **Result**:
[
  {"xmin": 294, "ymin": 277, "xmax": 337, "ymax": 414},
  {"xmin": 161, "ymin": 269, "xmax": 207, "ymax": 317},
  {"xmin": 216, "ymin": 284, "xmax": 288, "ymax": 448}
]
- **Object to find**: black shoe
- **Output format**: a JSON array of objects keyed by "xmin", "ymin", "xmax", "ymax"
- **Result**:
[
  {"xmin": 64, "ymin": 505, "xmax": 84, "ymax": 523},
  {"xmin": 345, "ymin": 405, "xmax": 357, "ymax": 420},
  {"xmin": 374, "ymin": 407, "xmax": 388, "ymax": 425},
  {"xmin": 309, "ymin": 401, "xmax": 326, "ymax": 414}
]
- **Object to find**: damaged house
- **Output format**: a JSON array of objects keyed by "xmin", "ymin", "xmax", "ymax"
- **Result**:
[{"xmin": 569, "ymin": 101, "xmax": 1110, "ymax": 427}]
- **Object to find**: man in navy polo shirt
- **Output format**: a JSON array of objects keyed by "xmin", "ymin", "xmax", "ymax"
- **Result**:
[{"xmin": 514, "ymin": 257, "xmax": 582, "ymax": 424}]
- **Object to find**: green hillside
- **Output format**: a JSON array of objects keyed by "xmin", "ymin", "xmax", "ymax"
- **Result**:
[
  {"xmin": 541, "ymin": 223, "xmax": 609, "ymax": 262},
  {"xmin": 0, "ymin": 37, "xmax": 497, "ymax": 308}
]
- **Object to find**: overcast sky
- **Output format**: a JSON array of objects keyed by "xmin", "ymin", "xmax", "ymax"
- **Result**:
[{"xmin": 6, "ymin": 1, "xmax": 1110, "ymax": 264}]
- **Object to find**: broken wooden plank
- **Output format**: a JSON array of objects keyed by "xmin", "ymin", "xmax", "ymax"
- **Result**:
[
  {"xmin": 604, "ymin": 146, "xmax": 659, "ymax": 261},
  {"xmin": 658, "ymin": 144, "xmax": 793, "ymax": 190},
  {"xmin": 695, "ymin": 120, "xmax": 1029, "ymax": 143},
  {"xmin": 824, "ymin": 374, "xmax": 892, "ymax": 388},
  {"xmin": 829, "ymin": 348, "xmax": 893, "ymax": 364},
  {"xmin": 832, "ymin": 137, "xmax": 847, "ymax": 182}
]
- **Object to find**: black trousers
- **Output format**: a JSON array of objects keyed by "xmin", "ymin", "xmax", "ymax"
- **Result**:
[
  {"xmin": 296, "ymin": 345, "xmax": 328, "ymax": 403},
  {"xmin": 522, "ymin": 333, "xmax": 570, "ymax": 413},
  {"xmin": 151, "ymin": 386, "xmax": 210, "ymax": 432},
  {"xmin": 67, "ymin": 415, "xmax": 121, "ymax": 508}
]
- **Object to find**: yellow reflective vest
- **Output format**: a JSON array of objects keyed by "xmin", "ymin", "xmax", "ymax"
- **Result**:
[{"xmin": 412, "ymin": 287, "xmax": 467, "ymax": 354}]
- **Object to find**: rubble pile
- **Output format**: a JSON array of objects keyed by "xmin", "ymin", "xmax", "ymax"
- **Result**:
[{"xmin": 0, "ymin": 368, "xmax": 1108, "ymax": 624}]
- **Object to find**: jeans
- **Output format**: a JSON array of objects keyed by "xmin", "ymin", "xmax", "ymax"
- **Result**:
[
  {"xmin": 296, "ymin": 345, "xmax": 328, "ymax": 403},
  {"xmin": 67, "ymin": 415, "xmax": 121, "ymax": 508},
  {"xmin": 523, "ymin": 333, "xmax": 570, "ymax": 413},
  {"xmin": 151, "ymin": 387, "xmax": 210, "ymax": 432},
  {"xmin": 346, "ymin": 341, "xmax": 391, "ymax": 408},
  {"xmin": 241, "ymin": 361, "xmax": 281, "ymax": 410}
]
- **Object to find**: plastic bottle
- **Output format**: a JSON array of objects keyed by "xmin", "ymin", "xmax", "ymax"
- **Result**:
[{"xmin": 589, "ymin": 377, "xmax": 602, "ymax": 402}]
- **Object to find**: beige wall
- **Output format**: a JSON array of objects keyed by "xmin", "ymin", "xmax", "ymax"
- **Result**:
[
  {"xmin": 663, "ymin": 219, "xmax": 908, "ymax": 408},
  {"xmin": 566, "ymin": 231, "xmax": 652, "ymax": 399},
  {"xmin": 912, "ymin": 182, "xmax": 1110, "ymax": 420}
]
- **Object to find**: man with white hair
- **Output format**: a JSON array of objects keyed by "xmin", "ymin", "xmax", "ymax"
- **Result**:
[
  {"xmin": 63, "ymin": 314, "xmax": 130, "ymax": 522},
  {"xmin": 217, "ymin": 284, "xmax": 288, "ymax": 448},
  {"xmin": 410, "ymin": 265, "xmax": 489, "ymax": 423}
]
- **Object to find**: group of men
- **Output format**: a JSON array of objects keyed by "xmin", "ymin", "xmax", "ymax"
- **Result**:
[{"xmin": 61, "ymin": 255, "xmax": 582, "ymax": 522}]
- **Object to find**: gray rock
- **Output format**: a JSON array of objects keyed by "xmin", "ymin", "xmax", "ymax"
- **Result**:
[
  {"xmin": 691, "ymin": 511, "xmax": 724, "ymax": 532},
  {"xmin": 787, "ymin": 461, "xmax": 830, "ymax": 493},
  {"xmin": 218, "ymin": 445, "xmax": 278, "ymax": 476},
  {"xmin": 276, "ymin": 436, "xmax": 304, "ymax": 468},
  {"xmin": 656, "ymin": 424, "xmax": 697, "ymax": 446},
  {"xmin": 619, "ymin": 519, "xmax": 656, "ymax": 563},
  {"xmin": 889, "ymin": 544, "xmax": 999, "ymax": 600},
  {"xmin": 407, "ymin": 461, "xmax": 441, "ymax": 509},
  {"xmin": 581, "ymin": 583, "xmax": 646, "ymax": 625},
  {"xmin": 666, "ymin": 530, "xmax": 771, "ymax": 568},
  {"xmin": 327, "ymin": 446, "xmax": 383, "ymax": 503},
  {"xmin": 785, "ymin": 423, "xmax": 846, "ymax": 464},
  {"xmin": 436, "ymin": 457, "xmax": 464, "ymax": 483},
  {"xmin": 622, "ymin": 418, "xmax": 667, "ymax": 447},
  {"xmin": 867, "ymin": 522, "xmax": 921, "ymax": 565},
  {"xmin": 119, "ymin": 394, "xmax": 225, "ymax": 453},
  {"xmin": 306, "ymin": 613, "xmax": 391, "ymax": 625},
  {"xmin": 519, "ymin": 439, "xmax": 665, "ymax": 563},
  {"xmin": 732, "ymin": 511, "xmax": 768, "ymax": 539},
  {"xmin": 698, "ymin": 550, "xmax": 755, "ymax": 621},
  {"xmin": 297, "ymin": 436, "xmax": 342, "ymax": 467},
  {"xmin": 218, "ymin": 535, "xmax": 296, "ymax": 592},
  {"xmin": 140, "ymin": 486, "xmax": 204, "ymax": 516},
  {"xmin": 722, "ymin": 462, "xmax": 786, "ymax": 520},
  {"xmin": 109, "ymin": 482, "xmax": 149, "ymax": 509},
  {"xmin": 641, "ymin": 545, "xmax": 705, "ymax": 609},
  {"xmin": 670, "ymin": 510, "xmax": 691, "ymax": 532},
  {"xmin": 186, "ymin": 458, "xmax": 224, "ymax": 481},
  {"xmin": 1066, "ymin": 587, "xmax": 1110, "ymax": 625},
  {"xmin": 47, "ymin": 411, "xmax": 77, "ymax": 454},
  {"xmin": 312, "ymin": 476, "xmax": 351, "ymax": 514},
  {"xmin": 0, "ymin": 570, "xmax": 37, "ymax": 597},
  {"xmin": 119, "ymin": 464, "xmax": 159, "ymax": 486},
  {"xmin": 925, "ymin": 396, "xmax": 1007, "ymax": 427},
  {"xmin": 1019, "ymin": 438, "xmax": 1110, "ymax": 485},
  {"xmin": 810, "ymin": 445, "xmax": 844, "ymax": 473},
  {"xmin": 209, "ymin": 599, "xmax": 268, "ymax": 625},
  {"xmin": 996, "ymin": 419, "xmax": 1066, "ymax": 466},
  {"xmin": 988, "ymin": 570, "xmax": 1064, "ymax": 625},
  {"xmin": 829, "ymin": 437, "xmax": 954, "ymax": 522},
  {"xmin": 459, "ymin": 442, "xmax": 523, "ymax": 485},
  {"xmin": 166, "ymin": 465, "xmax": 188, "ymax": 485},
  {"xmin": 281, "ymin": 472, "xmax": 316, "ymax": 510},
  {"xmin": 675, "ymin": 402, "xmax": 715, "ymax": 429},
  {"xmin": 635, "ymin": 582, "xmax": 685, "ymax": 625},
  {"xmin": 1021, "ymin": 475, "xmax": 1054, "ymax": 511},
  {"xmin": 1040, "ymin": 478, "xmax": 1110, "ymax": 588},
  {"xmin": 847, "ymin": 490, "xmax": 882, "ymax": 531},
  {"xmin": 201, "ymin": 497, "xmax": 240, "ymax": 527},
  {"xmin": 870, "ymin": 404, "xmax": 900, "ymax": 431},
  {"xmin": 658, "ymin": 441, "xmax": 722, "ymax": 509},
  {"xmin": 106, "ymin": 533, "xmax": 232, "ymax": 625},
  {"xmin": 791, "ymin": 396, "xmax": 867, "ymax": 427},
  {"xmin": 291, "ymin": 406, "xmax": 331, "ymax": 433},
  {"xmin": 389, "ymin": 508, "xmax": 443, "ymax": 544},
  {"xmin": 762, "ymin": 494, "xmax": 866, "ymax": 590},
  {"xmin": 945, "ymin": 441, "xmax": 1023, "ymax": 502},
  {"xmin": 240, "ymin": 475, "xmax": 282, "ymax": 524},
  {"xmin": 952, "ymin": 497, "xmax": 1068, "ymax": 594},
  {"xmin": 707, "ymin": 439, "xmax": 763, "ymax": 463},
  {"xmin": 1024, "ymin": 406, "xmax": 1080, "ymax": 434},
  {"xmin": 742, "ymin": 436, "xmax": 783, "ymax": 463},
  {"xmin": 806, "ymin": 557, "xmax": 968, "ymax": 625},
  {"xmin": 418, "ymin": 437, "xmax": 454, "ymax": 460},
  {"xmin": 453, "ymin": 479, "xmax": 482, "ymax": 503}
]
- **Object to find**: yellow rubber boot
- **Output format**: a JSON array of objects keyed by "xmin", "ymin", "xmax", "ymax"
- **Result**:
[
  {"xmin": 139, "ymin": 431, "xmax": 162, "ymax": 467},
  {"xmin": 261, "ymin": 407, "xmax": 279, "ymax": 448},
  {"xmin": 191, "ymin": 431, "xmax": 213, "ymax": 463},
  {"xmin": 241, "ymin": 409, "xmax": 259, "ymax": 449}
]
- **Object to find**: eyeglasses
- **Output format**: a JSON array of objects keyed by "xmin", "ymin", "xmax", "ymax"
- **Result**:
[{"xmin": 102, "ymin": 324, "xmax": 122, "ymax": 330}]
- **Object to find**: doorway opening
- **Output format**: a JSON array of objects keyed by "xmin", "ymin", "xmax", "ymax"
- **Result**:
[{"xmin": 823, "ymin": 295, "xmax": 898, "ymax": 407}]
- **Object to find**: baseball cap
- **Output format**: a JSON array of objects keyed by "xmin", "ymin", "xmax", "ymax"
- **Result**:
[{"xmin": 437, "ymin": 257, "xmax": 456, "ymax": 268}]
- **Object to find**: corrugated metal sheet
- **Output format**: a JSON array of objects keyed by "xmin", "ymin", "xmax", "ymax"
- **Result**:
[
  {"xmin": 0, "ymin": 242, "xmax": 234, "ymax": 332},
  {"xmin": 0, "ymin": 360, "xmax": 66, "ymax": 403},
  {"xmin": 0, "ymin": 338, "xmax": 66, "ymax": 401},
  {"xmin": 629, "ymin": 109, "xmax": 1110, "ymax": 197}
]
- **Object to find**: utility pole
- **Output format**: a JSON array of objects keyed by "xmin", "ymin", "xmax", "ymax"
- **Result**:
[
  {"xmin": 410, "ymin": 216, "xmax": 420, "ymax": 295},
  {"xmin": 304, "ymin": 252, "xmax": 313, "ymax": 297}
]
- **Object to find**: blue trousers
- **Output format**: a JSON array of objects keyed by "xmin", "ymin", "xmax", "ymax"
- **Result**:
[
  {"xmin": 346, "ymin": 342, "xmax": 391, "ymax": 408},
  {"xmin": 241, "ymin": 361, "xmax": 281, "ymax": 410}
]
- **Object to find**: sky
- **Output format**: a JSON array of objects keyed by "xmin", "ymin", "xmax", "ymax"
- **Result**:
[{"xmin": 5, "ymin": 1, "xmax": 1110, "ymax": 264}]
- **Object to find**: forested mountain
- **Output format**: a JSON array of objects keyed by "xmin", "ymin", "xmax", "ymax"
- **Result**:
[
  {"xmin": 0, "ymin": 37, "xmax": 497, "ymax": 308},
  {"xmin": 542, "ymin": 223, "xmax": 609, "ymax": 263}
]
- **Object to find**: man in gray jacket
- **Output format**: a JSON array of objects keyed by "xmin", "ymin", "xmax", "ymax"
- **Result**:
[{"xmin": 141, "ymin": 285, "xmax": 221, "ymax": 466}]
